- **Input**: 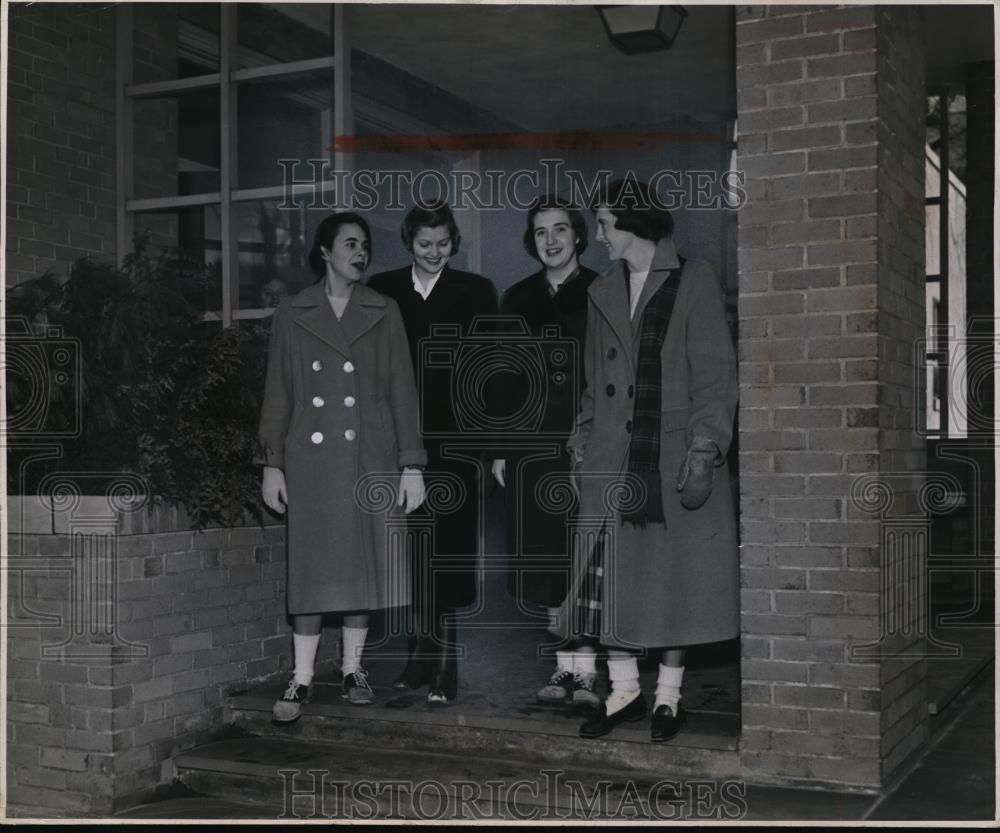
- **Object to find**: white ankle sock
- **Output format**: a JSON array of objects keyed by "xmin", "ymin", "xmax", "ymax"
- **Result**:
[
  {"xmin": 341, "ymin": 626, "xmax": 368, "ymax": 676},
  {"xmin": 292, "ymin": 633, "xmax": 321, "ymax": 686},
  {"xmin": 573, "ymin": 649, "xmax": 597, "ymax": 677},
  {"xmin": 555, "ymin": 650, "xmax": 574, "ymax": 673},
  {"xmin": 605, "ymin": 654, "xmax": 640, "ymax": 715},
  {"xmin": 654, "ymin": 663, "xmax": 684, "ymax": 712}
]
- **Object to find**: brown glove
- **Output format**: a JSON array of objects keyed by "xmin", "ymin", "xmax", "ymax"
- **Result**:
[{"xmin": 676, "ymin": 436, "xmax": 719, "ymax": 510}]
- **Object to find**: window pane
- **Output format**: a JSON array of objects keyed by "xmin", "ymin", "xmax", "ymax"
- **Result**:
[
  {"xmin": 237, "ymin": 3, "xmax": 334, "ymax": 69},
  {"xmin": 132, "ymin": 208, "xmax": 223, "ymax": 314},
  {"xmin": 133, "ymin": 89, "xmax": 222, "ymax": 200},
  {"xmin": 925, "ymin": 203, "xmax": 941, "ymax": 275},
  {"xmin": 234, "ymin": 201, "xmax": 314, "ymax": 311},
  {"xmin": 236, "ymin": 69, "xmax": 334, "ymax": 191},
  {"xmin": 133, "ymin": 3, "xmax": 220, "ymax": 84}
]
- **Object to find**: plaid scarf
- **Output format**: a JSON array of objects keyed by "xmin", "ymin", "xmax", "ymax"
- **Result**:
[{"xmin": 622, "ymin": 257, "xmax": 685, "ymax": 527}]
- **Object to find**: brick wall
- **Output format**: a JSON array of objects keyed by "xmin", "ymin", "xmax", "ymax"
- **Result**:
[
  {"xmin": 735, "ymin": 4, "xmax": 927, "ymax": 789},
  {"xmin": 872, "ymin": 5, "xmax": 928, "ymax": 781},
  {"xmin": 5, "ymin": 494, "xmax": 330, "ymax": 817},
  {"xmin": 5, "ymin": 3, "xmax": 117, "ymax": 286}
]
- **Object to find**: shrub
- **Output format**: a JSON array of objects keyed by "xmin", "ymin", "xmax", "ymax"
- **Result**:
[{"xmin": 5, "ymin": 239, "xmax": 269, "ymax": 528}]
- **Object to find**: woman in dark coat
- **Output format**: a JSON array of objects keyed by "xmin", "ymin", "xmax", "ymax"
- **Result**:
[
  {"xmin": 258, "ymin": 212, "xmax": 427, "ymax": 723},
  {"xmin": 489, "ymin": 196, "xmax": 600, "ymax": 707},
  {"xmin": 553, "ymin": 180, "xmax": 739, "ymax": 743},
  {"xmin": 368, "ymin": 201, "xmax": 498, "ymax": 704}
]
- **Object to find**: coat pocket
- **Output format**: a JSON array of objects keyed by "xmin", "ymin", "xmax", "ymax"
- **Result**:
[{"xmin": 661, "ymin": 407, "xmax": 691, "ymax": 433}]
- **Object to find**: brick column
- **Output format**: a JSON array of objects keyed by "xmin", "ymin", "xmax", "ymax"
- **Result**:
[{"xmin": 735, "ymin": 5, "xmax": 927, "ymax": 789}]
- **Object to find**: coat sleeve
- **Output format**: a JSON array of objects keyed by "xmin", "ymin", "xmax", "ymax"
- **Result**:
[
  {"xmin": 385, "ymin": 298, "xmax": 428, "ymax": 469},
  {"xmin": 567, "ymin": 296, "xmax": 597, "ymax": 463},
  {"xmin": 256, "ymin": 301, "xmax": 294, "ymax": 469},
  {"xmin": 684, "ymin": 262, "xmax": 738, "ymax": 461}
]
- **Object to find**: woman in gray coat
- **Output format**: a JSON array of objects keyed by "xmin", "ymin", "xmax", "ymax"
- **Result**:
[
  {"xmin": 554, "ymin": 180, "xmax": 739, "ymax": 743},
  {"xmin": 258, "ymin": 212, "xmax": 427, "ymax": 723}
]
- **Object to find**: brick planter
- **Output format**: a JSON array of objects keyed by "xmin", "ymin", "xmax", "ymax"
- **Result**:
[{"xmin": 5, "ymin": 492, "xmax": 333, "ymax": 817}]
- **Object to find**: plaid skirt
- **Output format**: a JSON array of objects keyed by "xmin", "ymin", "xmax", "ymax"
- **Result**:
[{"xmin": 570, "ymin": 523, "xmax": 608, "ymax": 639}]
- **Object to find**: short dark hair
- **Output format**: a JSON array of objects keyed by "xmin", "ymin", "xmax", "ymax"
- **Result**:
[
  {"xmin": 522, "ymin": 195, "xmax": 589, "ymax": 261},
  {"xmin": 592, "ymin": 178, "xmax": 673, "ymax": 243},
  {"xmin": 308, "ymin": 212, "xmax": 372, "ymax": 278},
  {"xmin": 401, "ymin": 200, "xmax": 462, "ymax": 255}
]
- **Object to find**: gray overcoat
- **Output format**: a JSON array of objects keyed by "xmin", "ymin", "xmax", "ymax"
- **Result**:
[
  {"xmin": 258, "ymin": 281, "xmax": 427, "ymax": 615},
  {"xmin": 555, "ymin": 238, "xmax": 739, "ymax": 649}
]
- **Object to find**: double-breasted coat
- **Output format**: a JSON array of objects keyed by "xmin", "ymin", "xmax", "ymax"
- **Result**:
[
  {"xmin": 495, "ymin": 266, "xmax": 598, "ymax": 607},
  {"xmin": 555, "ymin": 238, "xmax": 739, "ymax": 649},
  {"xmin": 258, "ymin": 281, "xmax": 427, "ymax": 616},
  {"xmin": 367, "ymin": 265, "xmax": 499, "ymax": 610}
]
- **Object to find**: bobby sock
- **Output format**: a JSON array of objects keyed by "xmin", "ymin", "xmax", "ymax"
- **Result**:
[
  {"xmin": 292, "ymin": 633, "xmax": 321, "ymax": 686},
  {"xmin": 341, "ymin": 626, "xmax": 368, "ymax": 676},
  {"xmin": 573, "ymin": 648, "xmax": 598, "ymax": 677},
  {"xmin": 654, "ymin": 663, "xmax": 684, "ymax": 713},
  {"xmin": 555, "ymin": 650, "xmax": 574, "ymax": 674},
  {"xmin": 605, "ymin": 653, "xmax": 640, "ymax": 715}
]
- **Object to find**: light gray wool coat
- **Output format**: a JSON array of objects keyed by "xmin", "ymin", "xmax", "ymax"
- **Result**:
[
  {"xmin": 554, "ymin": 237, "xmax": 740, "ymax": 650},
  {"xmin": 258, "ymin": 281, "xmax": 427, "ymax": 615}
]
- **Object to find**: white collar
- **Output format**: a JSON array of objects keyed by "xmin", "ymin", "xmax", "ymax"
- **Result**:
[{"xmin": 411, "ymin": 265, "xmax": 444, "ymax": 300}]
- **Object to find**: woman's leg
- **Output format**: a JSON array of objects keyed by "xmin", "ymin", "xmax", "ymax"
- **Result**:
[
  {"xmin": 654, "ymin": 647, "xmax": 686, "ymax": 713},
  {"xmin": 341, "ymin": 612, "xmax": 374, "ymax": 705},
  {"xmin": 274, "ymin": 614, "xmax": 322, "ymax": 724},
  {"xmin": 341, "ymin": 612, "xmax": 369, "ymax": 676},
  {"xmin": 291, "ymin": 614, "xmax": 323, "ymax": 685},
  {"xmin": 605, "ymin": 649, "xmax": 642, "ymax": 714}
]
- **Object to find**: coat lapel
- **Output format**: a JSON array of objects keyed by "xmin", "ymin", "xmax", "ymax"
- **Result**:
[
  {"xmin": 630, "ymin": 238, "xmax": 682, "ymax": 341},
  {"xmin": 589, "ymin": 261, "xmax": 634, "ymax": 366},
  {"xmin": 339, "ymin": 284, "xmax": 386, "ymax": 345},
  {"xmin": 291, "ymin": 281, "xmax": 382, "ymax": 358}
]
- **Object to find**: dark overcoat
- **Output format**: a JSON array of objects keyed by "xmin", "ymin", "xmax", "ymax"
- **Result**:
[
  {"xmin": 554, "ymin": 238, "xmax": 739, "ymax": 649},
  {"xmin": 367, "ymin": 265, "xmax": 499, "ymax": 610},
  {"xmin": 258, "ymin": 281, "xmax": 427, "ymax": 616},
  {"xmin": 495, "ymin": 266, "xmax": 598, "ymax": 607}
]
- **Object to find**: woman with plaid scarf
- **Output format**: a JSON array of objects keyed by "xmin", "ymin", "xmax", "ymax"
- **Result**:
[{"xmin": 552, "ymin": 179, "xmax": 739, "ymax": 742}]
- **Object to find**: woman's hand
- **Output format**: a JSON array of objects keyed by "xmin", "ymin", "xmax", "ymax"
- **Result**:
[
  {"xmin": 398, "ymin": 467, "xmax": 426, "ymax": 514},
  {"xmin": 262, "ymin": 466, "xmax": 287, "ymax": 514},
  {"xmin": 492, "ymin": 458, "xmax": 506, "ymax": 488}
]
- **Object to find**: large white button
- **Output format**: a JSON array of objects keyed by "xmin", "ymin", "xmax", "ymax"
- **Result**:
[
  {"xmin": 312, "ymin": 360, "xmax": 323, "ymax": 372},
  {"xmin": 343, "ymin": 361, "xmax": 355, "ymax": 373},
  {"xmin": 344, "ymin": 429, "xmax": 356, "ymax": 441},
  {"xmin": 344, "ymin": 396, "xmax": 356, "ymax": 407},
  {"xmin": 312, "ymin": 396, "xmax": 325, "ymax": 408},
  {"xmin": 310, "ymin": 432, "xmax": 324, "ymax": 444}
]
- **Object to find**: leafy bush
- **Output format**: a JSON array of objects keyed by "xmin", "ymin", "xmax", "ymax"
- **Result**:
[{"xmin": 6, "ymin": 239, "xmax": 269, "ymax": 528}]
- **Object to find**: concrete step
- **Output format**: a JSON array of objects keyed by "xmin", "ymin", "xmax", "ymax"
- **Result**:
[
  {"xmin": 225, "ymin": 679, "xmax": 740, "ymax": 779},
  {"xmin": 175, "ymin": 733, "xmax": 744, "ymax": 821}
]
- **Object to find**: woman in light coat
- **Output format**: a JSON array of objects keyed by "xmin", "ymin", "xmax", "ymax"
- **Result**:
[
  {"xmin": 554, "ymin": 180, "xmax": 739, "ymax": 743},
  {"xmin": 258, "ymin": 212, "xmax": 427, "ymax": 723}
]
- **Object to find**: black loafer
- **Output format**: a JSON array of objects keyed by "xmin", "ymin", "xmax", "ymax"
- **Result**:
[
  {"xmin": 651, "ymin": 703, "xmax": 686, "ymax": 742},
  {"xmin": 580, "ymin": 692, "xmax": 646, "ymax": 739}
]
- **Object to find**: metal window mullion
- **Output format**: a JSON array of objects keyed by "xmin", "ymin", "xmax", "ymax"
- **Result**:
[
  {"xmin": 333, "ymin": 4, "xmax": 353, "ymax": 204},
  {"xmin": 116, "ymin": 5, "xmax": 134, "ymax": 267},
  {"xmin": 220, "ymin": 6, "xmax": 237, "ymax": 328},
  {"xmin": 230, "ymin": 56, "xmax": 336, "ymax": 84},
  {"xmin": 126, "ymin": 73, "xmax": 221, "ymax": 98},
  {"xmin": 937, "ymin": 90, "xmax": 950, "ymax": 437}
]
